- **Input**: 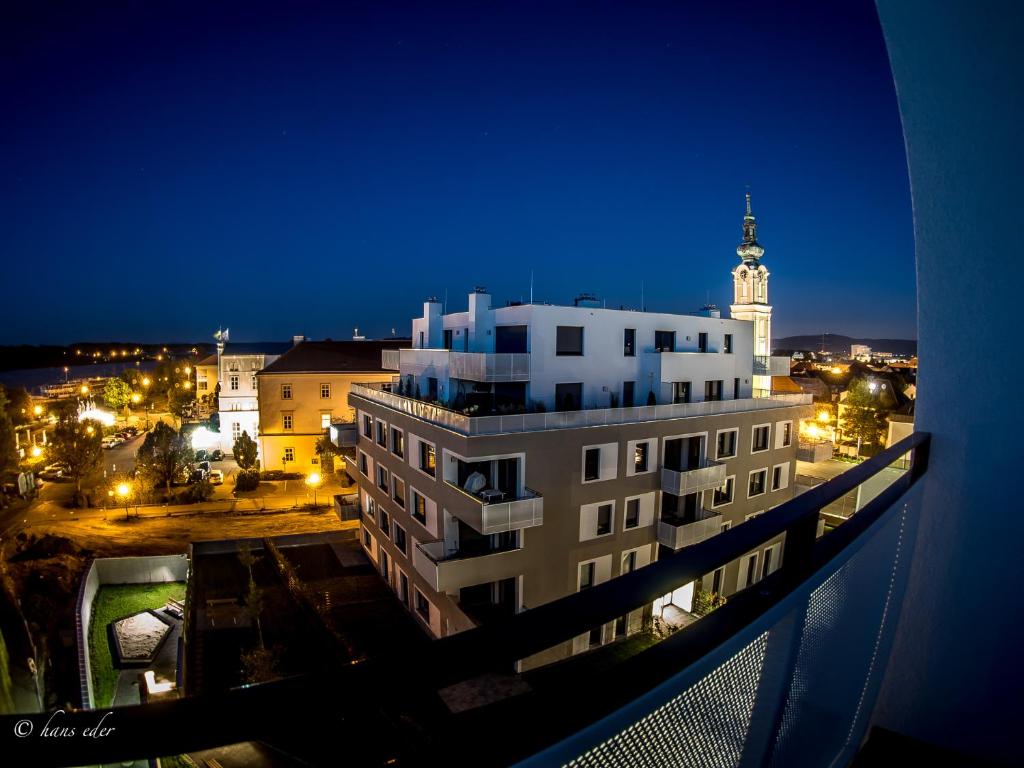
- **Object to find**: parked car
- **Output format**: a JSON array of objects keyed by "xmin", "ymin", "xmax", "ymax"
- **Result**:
[
  {"xmin": 124, "ymin": 426, "xmax": 138, "ymax": 436},
  {"xmin": 101, "ymin": 436, "xmax": 123, "ymax": 449},
  {"xmin": 188, "ymin": 469, "xmax": 206, "ymax": 483},
  {"xmin": 194, "ymin": 449, "xmax": 208, "ymax": 462},
  {"xmin": 209, "ymin": 449, "xmax": 224, "ymax": 461},
  {"xmin": 197, "ymin": 461, "xmax": 211, "ymax": 473},
  {"xmin": 115, "ymin": 431, "xmax": 130, "ymax": 440},
  {"xmin": 208, "ymin": 469, "xmax": 224, "ymax": 485},
  {"xmin": 39, "ymin": 464, "xmax": 65, "ymax": 480}
]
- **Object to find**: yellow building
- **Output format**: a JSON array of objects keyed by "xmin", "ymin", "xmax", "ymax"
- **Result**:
[
  {"xmin": 257, "ymin": 340, "xmax": 404, "ymax": 472},
  {"xmin": 195, "ymin": 353, "xmax": 219, "ymax": 408}
]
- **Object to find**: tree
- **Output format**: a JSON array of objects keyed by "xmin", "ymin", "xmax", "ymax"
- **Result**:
[
  {"xmin": 314, "ymin": 430, "xmax": 341, "ymax": 472},
  {"xmin": 233, "ymin": 431, "xmax": 258, "ymax": 472},
  {"xmin": 842, "ymin": 378, "xmax": 887, "ymax": 458},
  {"xmin": 2, "ymin": 386, "xmax": 31, "ymax": 426},
  {"xmin": 136, "ymin": 422, "xmax": 193, "ymax": 495},
  {"xmin": 103, "ymin": 378, "xmax": 134, "ymax": 418},
  {"xmin": 47, "ymin": 418, "xmax": 104, "ymax": 497}
]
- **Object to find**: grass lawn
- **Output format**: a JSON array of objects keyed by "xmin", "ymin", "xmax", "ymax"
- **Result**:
[{"xmin": 88, "ymin": 582, "xmax": 185, "ymax": 708}]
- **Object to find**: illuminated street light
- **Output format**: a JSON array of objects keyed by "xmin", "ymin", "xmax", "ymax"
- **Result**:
[
  {"xmin": 142, "ymin": 377, "xmax": 151, "ymax": 387},
  {"xmin": 86, "ymin": 425, "xmax": 95, "ymax": 435},
  {"xmin": 131, "ymin": 393, "xmax": 142, "ymax": 404},
  {"xmin": 305, "ymin": 472, "xmax": 322, "ymax": 509},
  {"xmin": 30, "ymin": 446, "xmax": 42, "ymax": 458},
  {"xmin": 116, "ymin": 482, "xmax": 132, "ymax": 520},
  {"xmin": 80, "ymin": 384, "xmax": 89, "ymax": 396},
  {"xmin": 817, "ymin": 410, "xmax": 830, "ymax": 423},
  {"xmin": 184, "ymin": 366, "xmax": 192, "ymax": 375},
  {"xmin": 33, "ymin": 405, "xmax": 43, "ymax": 417}
]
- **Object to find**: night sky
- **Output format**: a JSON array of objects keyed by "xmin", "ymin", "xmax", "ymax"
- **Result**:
[{"xmin": 1, "ymin": 1, "xmax": 915, "ymax": 345}]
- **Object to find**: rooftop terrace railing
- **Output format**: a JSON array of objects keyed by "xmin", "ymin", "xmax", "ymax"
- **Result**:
[
  {"xmin": 349, "ymin": 381, "xmax": 812, "ymax": 436},
  {"xmin": 0, "ymin": 432, "xmax": 929, "ymax": 768}
]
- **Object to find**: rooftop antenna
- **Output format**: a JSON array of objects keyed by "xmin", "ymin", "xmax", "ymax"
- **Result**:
[
  {"xmin": 641, "ymin": 281, "xmax": 645, "ymax": 312},
  {"xmin": 530, "ymin": 270, "xmax": 534, "ymax": 304}
]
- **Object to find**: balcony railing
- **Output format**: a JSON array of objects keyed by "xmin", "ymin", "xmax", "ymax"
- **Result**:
[
  {"xmin": 0, "ymin": 432, "xmax": 931, "ymax": 768},
  {"xmin": 412, "ymin": 539, "xmax": 523, "ymax": 594},
  {"xmin": 443, "ymin": 481, "xmax": 544, "ymax": 535},
  {"xmin": 449, "ymin": 351, "xmax": 530, "ymax": 382},
  {"xmin": 349, "ymin": 381, "xmax": 812, "ymax": 436},
  {"xmin": 753, "ymin": 354, "xmax": 792, "ymax": 376},
  {"xmin": 657, "ymin": 509, "xmax": 722, "ymax": 550},
  {"xmin": 660, "ymin": 460, "xmax": 727, "ymax": 496}
]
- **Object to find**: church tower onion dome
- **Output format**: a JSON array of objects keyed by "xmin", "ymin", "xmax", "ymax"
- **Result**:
[{"xmin": 736, "ymin": 192, "xmax": 765, "ymax": 264}]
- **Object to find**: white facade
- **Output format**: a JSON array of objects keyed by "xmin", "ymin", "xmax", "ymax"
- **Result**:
[
  {"xmin": 400, "ymin": 293, "xmax": 759, "ymax": 411},
  {"xmin": 216, "ymin": 349, "xmax": 281, "ymax": 455},
  {"xmin": 850, "ymin": 344, "xmax": 872, "ymax": 360},
  {"xmin": 729, "ymin": 193, "xmax": 773, "ymax": 395}
]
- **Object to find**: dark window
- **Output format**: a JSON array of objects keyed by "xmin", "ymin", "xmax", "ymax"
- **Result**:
[
  {"xmin": 380, "ymin": 509, "xmax": 391, "ymax": 538},
  {"xmin": 713, "ymin": 477, "xmax": 734, "ymax": 506},
  {"xmin": 376, "ymin": 421, "xmax": 387, "ymax": 446},
  {"xmin": 746, "ymin": 555, "xmax": 758, "ymax": 587},
  {"xmin": 655, "ymin": 330, "xmax": 676, "ymax": 352},
  {"xmin": 597, "ymin": 504, "xmax": 613, "ymax": 535},
  {"xmin": 495, "ymin": 325, "xmax": 528, "ymax": 353},
  {"xmin": 711, "ymin": 567, "xmax": 723, "ymax": 595},
  {"xmin": 623, "ymin": 381, "xmax": 635, "ymax": 408},
  {"xmin": 781, "ymin": 422, "xmax": 792, "ymax": 447},
  {"xmin": 622, "ymin": 550, "xmax": 637, "ymax": 573},
  {"xmin": 704, "ymin": 380, "xmax": 723, "ymax": 401},
  {"xmin": 698, "ymin": 332, "xmax": 709, "ymax": 353},
  {"xmin": 362, "ymin": 414, "xmax": 372, "ymax": 438},
  {"xmin": 362, "ymin": 529, "xmax": 371, "ymax": 548},
  {"xmin": 555, "ymin": 382, "xmax": 583, "ymax": 411},
  {"xmin": 625, "ymin": 498, "xmax": 640, "ymax": 529},
  {"xmin": 724, "ymin": 334, "xmax": 733, "ymax": 354},
  {"xmin": 393, "ymin": 524, "xmax": 407, "ymax": 555},
  {"xmin": 762, "ymin": 548, "xmax": 775, "ymax": 579},
  {"xmin": 556, "ymin": 326, "xmax": 584, "ymax": 356},
  {"xmin": 392, "ymin": 478, "xmax": 405, "ymax": 508},
  {"xmin": 427, "ymin": 377, "xmax": 438, "ymax": 400},
  {"xmin": 623, "ymin": 328, "xmax": 636, "ymax": 357},
  {"xmin": 749, "ymin": 470, "xmax": 767, "ymax": 497},
  {"xmin": 418, "ymin": 330, "xmax": 424, "ymax": 348},
  {"xmin": 584, "ymin": 448, "xmax": 601, "ymax": 481},
  {"xmin": 734, "ymin": 378, "xmax": 740, "ymax": 399},
  {"xmin": 419, "ymin": 441, "xmax": 436, "ymax": 476},
  {"xmin": 772, "ymin": 465, "xmax": 784, "ymax": 490},
  {"xmin": 359, "ymin": 452, "xmax": 368, "ymax": 475},
  {"xmin": 377, "ymin": 466, "xmax": 389, "ymax": 492},
  {"xmin": 391, "ymin": 427, "xmax": 404, "ymax": 457},
  {"xmin": 398, "ymin": 572, "xmax": 410, "ymax": 606},
  {"xmin": 717, "ymin": 430, "xmax": 737, "ymax": 459},
  {"xmin": 634, "ymin": 442, "xmax": 649, "ymax": 472},
  {"xmin": 443, "ymin": 329, "xmax": 453, "ymax": 350},
  {"xmin": 673, "ymin": 381, "xmax": 691, "ymax": 404},
  {"xmin": 753, "ymin": 425, "xmax": 770, "ymax": 452},
  {"xmin": 579, "ymin": 562, "xmax": 596, "ymax": 590},
  {"xmin": 414, "ymin": 590, "xmax": 430, "ymax": 620}
]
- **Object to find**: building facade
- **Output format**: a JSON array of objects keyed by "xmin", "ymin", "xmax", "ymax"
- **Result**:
[
  {"xmin": 256, "ymin": 339, "xmax": 405, "ymax": 472},
  {"xmin": 214, "ymin": 342, "xmax": 291, "ymax": 455},
  {"xmin": 350, "ymin": 286, "xmax": 808, "ymax": 669},
  {"xmin": 730, "ymin": 194, "xmax": 774, "ymax": 395}
]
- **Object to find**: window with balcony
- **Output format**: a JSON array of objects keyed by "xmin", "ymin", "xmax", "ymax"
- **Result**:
[
  {"xmin": 749, "ymin": 469, "xmax": 768, "ymax": 498},
  {"xmin": 623, "ymin": 328, "xmax": 636, "ymax": 357},
  {"xmin": 724, "ymin": 333, "xmax": 733, "ymax": 353},
  {"xmin": 392, "ymin": 476, "xmax": 405, "ymax": 508},
  {"xmin": 698, "ymin": 332, "xmax": 709, "ymax": 353},
  {"xmin": 495, "ymin": 324, "xmax": 528, "ymax": 353},
  {"xmin": 282, "ymin": 413, "xmax": 293, "ymax": 431},
  {"xmin": 704, "ymin": 380, "xmax": 723, "ymax": 401},
  {"xmin": 320, "ymin": 383, "xmax": 331, "ymax": 399},
  {"xmin": 391, "ymin": 427, "xmax": 404, "ymax": 458},
  {"xmin": 752, "ymin": 424, "xmax": 771, "ymax": 452},
  {"xmin": 376, "ymin": 420, "xmax": 387, "ymax": 447},
  {"xmin": 281, "ymin": 383, "xmax": 292, "ymax": 399},
  {"xmin": 673, "ymin": 381, "xmax": 691, "ymax": 404},
  {"xmin": 556, "ymin": 326, "xmax": 584, "ymax": 356},
  {"xmin": 654, "ymin": 330, "xmax": 676, "ymax": 352},
  {"xmin": 555, "ymin": 382, "xmax": 583, "ymax": 411},
  {"xmin": 717, "ymin": 429, "xmax": 738, "ymax": 459},
  {"xmin": 712, "ymin": 476, "xmax": 735, "ymax": 507},
  {"xmin": 664, "ymin": 434, "xmax": 705, "ymax": 471},
  {"xmin": 393, "ymin": 523, "xmax": 407, "ymax": 555},
  {"xmin": 625, "ymin": 498, "xmax": 640, "ymax": 530}
]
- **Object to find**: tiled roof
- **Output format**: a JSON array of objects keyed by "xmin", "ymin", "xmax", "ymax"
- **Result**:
[{"xmin": 259, "ymin": 339, "xmax": 407, "ymax": 374}]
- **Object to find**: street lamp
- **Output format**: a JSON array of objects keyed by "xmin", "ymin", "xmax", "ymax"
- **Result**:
[
  {"xmin": 116, "ymin": 482, "xmax": 131, "ymax": 520},
  {"xmin": 33, "ymin": 404, "xmax": 43, "ymax": 418},
  {"xmin": 85, "ymin": 425, "xmax": 95, "ymax": 436},
  {"xmin": 80, "ymin": 384, "xmax": 89, "ymax": 396},
  {"xmin": 30, "ymin": 446, "xmax": 42, "ymax": 458},
  {"xmin": 305, "ymin": 472, "xmax": 322, "ymax": 509}
]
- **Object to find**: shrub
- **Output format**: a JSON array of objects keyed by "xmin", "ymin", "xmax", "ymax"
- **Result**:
[
  {"xmin": 235, "ymin": 470, "xmax": 261, "ymax": 491},
  {"xmin": 692, "ymin": 589, "xmax": 727, "ymax": 617}
]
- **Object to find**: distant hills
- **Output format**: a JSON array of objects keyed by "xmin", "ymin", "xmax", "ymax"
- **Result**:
[{"xmin": 774, "ymin": 334, "xmax": 917, "ymax": 357}]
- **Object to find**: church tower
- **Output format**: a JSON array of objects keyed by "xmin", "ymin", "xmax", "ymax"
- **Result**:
[{"xmin": 729, "ymin": 193, "xmax": 773, "ymax": 396}]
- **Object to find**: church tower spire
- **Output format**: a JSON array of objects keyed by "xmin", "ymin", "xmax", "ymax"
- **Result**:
[{"xmin": 729, "ymin": 192, "xmax": 774, "ymax": 396}]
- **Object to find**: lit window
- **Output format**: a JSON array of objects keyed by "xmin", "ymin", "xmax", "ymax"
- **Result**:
[
  {"xmin": 321, "ymin": 413, "xmax": 331, "ymax": 429},
  {"xmin": 634, "ymin": 443, "xmax": 649, "ymax": 472}
]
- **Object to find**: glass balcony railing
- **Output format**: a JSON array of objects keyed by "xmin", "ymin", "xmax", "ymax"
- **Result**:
[
  {"xmin": 660, "ymin": 461, "xmax": 727, "ymax": 496},
  {"xmin": 657, "ymin": 508, "xmax": 722, "ymax": 550},
  {"xmin": 442, "ymin": 481, "xmax": 544, "ymax": 535},
  {"xmin": 412, "ymin": 540, "xmax": 523, "ymax": 594},
  {"xmin": 0, "ymin": 433, "xmax": 931, "ymax": 768}
]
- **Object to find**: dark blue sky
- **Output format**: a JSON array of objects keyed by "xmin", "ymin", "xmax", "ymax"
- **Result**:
[{"xmin": 1, "ymin": 1, "xmax": 915, "ymax": 344}]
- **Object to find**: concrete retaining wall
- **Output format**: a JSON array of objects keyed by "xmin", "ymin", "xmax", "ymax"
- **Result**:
[{"xmin": 76, "ymin": 554, "xmax": 189, "ymax": 709}]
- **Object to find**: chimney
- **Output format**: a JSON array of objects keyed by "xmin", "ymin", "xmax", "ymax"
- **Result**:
[{"xmin": 292, "ymin": 335, "xmax": 306, "ymax": 347}]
